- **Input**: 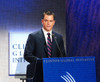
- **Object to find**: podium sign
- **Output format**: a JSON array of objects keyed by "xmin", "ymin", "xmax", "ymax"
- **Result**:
[{"xmin": 43, "ymin": 57, "xmax": 96, "ymax": 82}]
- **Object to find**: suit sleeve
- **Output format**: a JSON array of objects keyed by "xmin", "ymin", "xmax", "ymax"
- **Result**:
[{"xmin": 24, "ymin": 34, "xmax": 37, "ymax": 63}]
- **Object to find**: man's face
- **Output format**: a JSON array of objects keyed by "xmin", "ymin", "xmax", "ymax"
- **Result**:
[{"xmin": 42, "ymin": 15, "xmax": 55, "ymax": 32}]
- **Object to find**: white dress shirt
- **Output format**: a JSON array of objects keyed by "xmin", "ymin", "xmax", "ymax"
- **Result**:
[{"xmin": 42, "ymin": 27, "xmax": 52, "ymax": 44}]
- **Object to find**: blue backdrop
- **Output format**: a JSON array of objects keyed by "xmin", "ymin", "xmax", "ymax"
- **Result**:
[{"xmin": 66, "ymin": 0, "xmax": 100, "ymax": 81}]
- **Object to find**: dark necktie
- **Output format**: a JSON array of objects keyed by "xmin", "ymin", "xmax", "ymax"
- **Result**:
[{"xmin": 47, "ymin": 33, "xmax": 52, "ymax": 58}]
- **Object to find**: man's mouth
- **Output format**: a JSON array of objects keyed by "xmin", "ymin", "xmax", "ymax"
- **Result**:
[{"xmin": 47, "ymin": 25, "xmax": 51, "ymax": 27}]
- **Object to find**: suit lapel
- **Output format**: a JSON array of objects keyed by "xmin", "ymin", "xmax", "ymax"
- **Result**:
[
  {"xmin": 51, "ymin": 32, "xmax": 57, "ymax": 57},
  {"xmin": 38, "ymin": 29, "xmax": 48, "ymax": 57}
]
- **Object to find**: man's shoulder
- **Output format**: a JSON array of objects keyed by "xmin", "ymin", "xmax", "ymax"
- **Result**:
[
  {"xmin": 53, "ymin": 31, "xmax": 63, "ymax": 37},
  {"xmin": 29, "ymin": 29, "xmax": 42, "ymax": 36}
]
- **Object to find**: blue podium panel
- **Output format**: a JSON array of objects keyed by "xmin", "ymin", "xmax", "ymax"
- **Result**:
[{"xmin": 43, "ymin": 57, "xmax": 96, "ymax": 82}]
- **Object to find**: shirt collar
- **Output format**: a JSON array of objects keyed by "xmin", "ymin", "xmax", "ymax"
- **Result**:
[{"xmin": 42, "ymin": 27, "xmax": 52, "ymax": 35}]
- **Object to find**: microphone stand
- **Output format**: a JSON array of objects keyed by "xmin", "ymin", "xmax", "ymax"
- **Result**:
[{"xmin": 52, "ymin": 34, "xmax": 63, "ymax": 57}]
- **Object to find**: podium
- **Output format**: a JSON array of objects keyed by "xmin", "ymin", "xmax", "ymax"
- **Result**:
[{"xmin": 26, "ymin": 57, "xmax": 96, "ymax": 82}]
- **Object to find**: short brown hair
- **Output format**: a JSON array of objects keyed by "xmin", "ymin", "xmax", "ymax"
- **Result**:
[{"xmin": 42, "ymin": 11, "xmax": 55, "ymax": 20}]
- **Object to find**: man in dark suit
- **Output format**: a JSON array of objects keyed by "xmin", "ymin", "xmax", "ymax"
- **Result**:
[{"xmin": 24, "ymin": 11, "xmax": 66, "ymax": 82}]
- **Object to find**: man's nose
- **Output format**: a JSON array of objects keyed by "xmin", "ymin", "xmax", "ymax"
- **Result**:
[{"xmin": 47, "ymin": 21, "xmax": 50, "ymax": 25}]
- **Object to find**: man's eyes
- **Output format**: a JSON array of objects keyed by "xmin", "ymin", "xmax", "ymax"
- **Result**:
[
  {"xmin": 44, "ymin": 20, "xmax": 48, "ymax": 22},
  {"xmin": 44, "ymin": 20, "xmax": 53, "ymax": 22}
]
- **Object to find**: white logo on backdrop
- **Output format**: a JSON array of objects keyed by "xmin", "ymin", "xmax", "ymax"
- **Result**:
[{"xmin": 60, "ymin": 72, "xmax": 76, "ymax": 82}]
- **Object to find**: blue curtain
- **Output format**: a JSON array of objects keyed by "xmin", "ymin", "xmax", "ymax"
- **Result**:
[{"xmin": 66, "ymin": 0, "xmax": 100, "ymax": 81}]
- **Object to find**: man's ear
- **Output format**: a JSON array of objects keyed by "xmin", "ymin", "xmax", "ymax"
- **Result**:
[
  {"xmin": 54, "ymin": 20, "xmax": 56, "ymax": 25},
  {"xmin": 41, "ymin": 19, "xmax": 43, "ymax": 25}
]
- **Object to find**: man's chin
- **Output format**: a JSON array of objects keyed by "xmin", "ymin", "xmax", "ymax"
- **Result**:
[{"xmin": 46, "ymin": 29, "xmax": 52, "ymax": 32}]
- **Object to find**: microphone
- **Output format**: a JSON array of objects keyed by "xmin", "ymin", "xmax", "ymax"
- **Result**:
[{"xmin": 52, "ymin": 34, "xmax": 63, "ymax": 57}]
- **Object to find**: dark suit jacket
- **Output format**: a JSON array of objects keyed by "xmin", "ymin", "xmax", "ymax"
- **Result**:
[
  {"xmin": 24, "ymin": 29, "xmax": 66, "ymax": 81},
  {"xmin": 24, "ymin": 29, "xmax": 66, "ymax": 63}
]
